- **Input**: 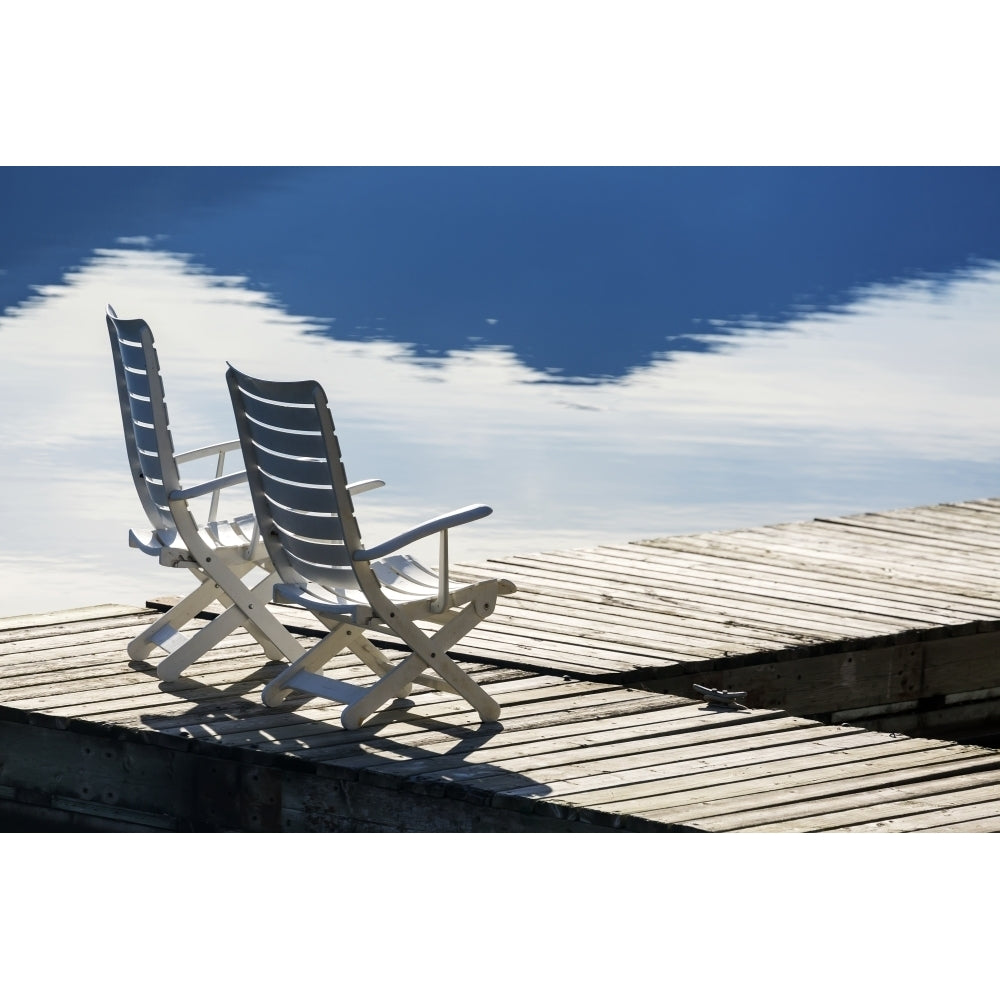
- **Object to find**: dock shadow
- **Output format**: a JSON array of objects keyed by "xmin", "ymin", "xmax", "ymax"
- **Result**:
[{"xmin": 138, "ymin": 665, "xmax": 553, "ymax": 801}]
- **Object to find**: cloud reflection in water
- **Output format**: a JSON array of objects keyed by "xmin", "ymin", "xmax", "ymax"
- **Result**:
[{"xmin": 0, "ymin": 247, "xmax": 998, "ymax": 617}]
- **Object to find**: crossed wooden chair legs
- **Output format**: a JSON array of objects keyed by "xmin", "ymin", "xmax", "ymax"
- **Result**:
[
  {"xmin": 261, "ymin": 581, "xmax": 503, "ymax": 731},
  {"xmin": 128, "ymin": 563, "xmax": 306, "ymax": 682}
]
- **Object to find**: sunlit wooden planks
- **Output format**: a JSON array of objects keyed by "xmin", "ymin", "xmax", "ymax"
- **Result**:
[
  {"xmin": 4, "ymin": 601, "xmax": 1000, "ymax": 832},
  {"xmin": 144, "ymin": 495, "xmax": 1000, "ymax": 691},
  {"xmin": 441, "ymin": 498, "xmax": 1000, "ymax": 735},
  {"xmin": 453, "ymin": 499, "xmax": 1000, "ymax": 679},
  {"xmin": 5, "ymin": 496, "xmax": 1000, "ymax": 831}
]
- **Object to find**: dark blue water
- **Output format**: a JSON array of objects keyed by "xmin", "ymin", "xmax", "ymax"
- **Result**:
[{"xmin": 4, "ymin": 166, "xmax": 1000, "ymax": 380}]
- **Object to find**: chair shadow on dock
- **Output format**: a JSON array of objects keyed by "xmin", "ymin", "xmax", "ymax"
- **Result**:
[{"xmin": 135, "ymin": 651, "xmax": 555, "ymax": 803}]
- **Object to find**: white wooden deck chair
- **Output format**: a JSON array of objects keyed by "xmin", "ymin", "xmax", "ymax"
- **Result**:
[
  {"xmin": 107, "ymin": 305, "xmax": 383, "ymax": 681},
  {"xmin": 226, "ymin": 365, "xmax": 517, "ymax": 730}
]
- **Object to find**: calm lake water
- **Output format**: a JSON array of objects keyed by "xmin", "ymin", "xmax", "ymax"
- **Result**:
[{"xmin": 2, "ymin": 166, "xmax": 999, "ymax": 618}]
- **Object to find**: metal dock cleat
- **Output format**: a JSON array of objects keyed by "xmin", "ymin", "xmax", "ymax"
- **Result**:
[{"xmin": 693, "ymin": 683, "xmax": 749, "ymax": 710}]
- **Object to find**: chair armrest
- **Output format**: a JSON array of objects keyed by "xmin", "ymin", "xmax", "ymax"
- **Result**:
[
  {"xmin": 174, "ymin": 440, "xmax": 245, "ymax": 522},
  {"xmin": 169, "ymin": 469, "xmax": 248, "ymax": 502},
  {"xmin": 347, "ymin": 478, "xmax": 385, "ymax": 496},
  {"xmin": 353, "ymin": 504, "xmax": 492, "ymax": 561},
  {"xmin": 175, "ymin": 439, "xmax": 242, "ymax": 464}
]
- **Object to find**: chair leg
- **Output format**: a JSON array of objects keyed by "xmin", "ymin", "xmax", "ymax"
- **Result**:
[
  {"xmin": 261, "ymin": 623, "xmax": 415, "ymax": 711},
  {"xmin": 260, "ymin": 622, "xmax": 354, "ymax": 707},
  {"xmin": 339, "ymin": 652, "xmax": 440, "ymax": 730},
  {"xmin": 340, "ymin": 604, "xmax": 500, "ymax": 730},
  {"xmin": 346, "ymin": 631, "xmax": 413, "ymax": 697},
  {"xmin": 241, "ymin": 617, "xmax": 287, "ymax": 662},
  {"xmin": 257, "ymin": 595, "xmax": 500, "ymax": 730},
  {"xmin": 156, "ymin": 573, "xmax": 306, "ymax": 681},
  {"xmin": 397, "ymin": 603, "xmax": 501, "ymax": 719},
  {"xmin": 127, "ymin": 572, "xmax": 219, "ymax": 661},
  {"xmin": 231, "ymin": 571, "xmax": 308, "ymax": 665},
  {"xmin": 203, "ymin": 570, "xmax": 296, "ymax": 662}
]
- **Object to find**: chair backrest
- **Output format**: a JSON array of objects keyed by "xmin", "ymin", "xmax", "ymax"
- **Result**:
[
  {"xmin": 106, "ymin": 304, "xmax": 182, "ymax": 536},
  {"xmin": 226, "ymin": 365, "xmax": 365, "ymax": 594}
]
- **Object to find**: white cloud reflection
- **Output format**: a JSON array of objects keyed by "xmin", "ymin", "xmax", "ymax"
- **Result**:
[{"xmin": 1, "ymin": 248, "xmax": 999, "ymax": 616}]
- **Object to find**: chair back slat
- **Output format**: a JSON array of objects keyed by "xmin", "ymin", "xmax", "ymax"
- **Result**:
[
  {"xmin": 256, "ymin": 475, "xmax": 340, "ymax": 515},
  {"xmin": 107, "ymin": 308, "xmax": 181, "ymax": 534},
  {"xmin": 120, "ymin": 358, "xmax": 156, "ymax": 400},
  {"xmin": 282, "ymin": 550, "xmax": 361, "ymax": 591},
  {"xmin": 273, "ymin": 530, "xmax": 352, "ymax": 569},
  {"xmin": 228, "ymin": 366, "xmax": 364, "ymax": 589},
  {"xmin": 115, "ymin": 334, "xmax": 149, "ymax": 372},
  {"xmin": 233, "ymin": 387, "xmax": 327, "ymax": 433},
  {"xmin": 250, "ymin": 446, "xmax": 338, "ymax": 488},
  {"xmin": 123, "ymin": 393, "xmax": 156, "ymax": 427},
  {"xmin": 131, "ymin": 422, "xmax": 164, "ymax": 460},
  {"xmin": 260, "ymin": 502, "xmax": 340, "ymax": 540},
  {"xmin": 239, "ymin": 416, "xmax": 329, "ymax": 461}
]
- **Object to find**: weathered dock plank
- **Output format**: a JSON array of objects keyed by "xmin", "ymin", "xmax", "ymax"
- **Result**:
[{"xmin": 570, "ymin": 740, "xmax": 992, "ymax": 814}]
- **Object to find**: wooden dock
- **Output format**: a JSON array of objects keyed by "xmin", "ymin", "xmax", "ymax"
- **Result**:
[
  {"xmin": 3, "ymin": 496, "xmax": 1000, "ymax": 832},
  {"xmin": 455, "ymin": 497, "xmax": 1000, "ymax": 742}
]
